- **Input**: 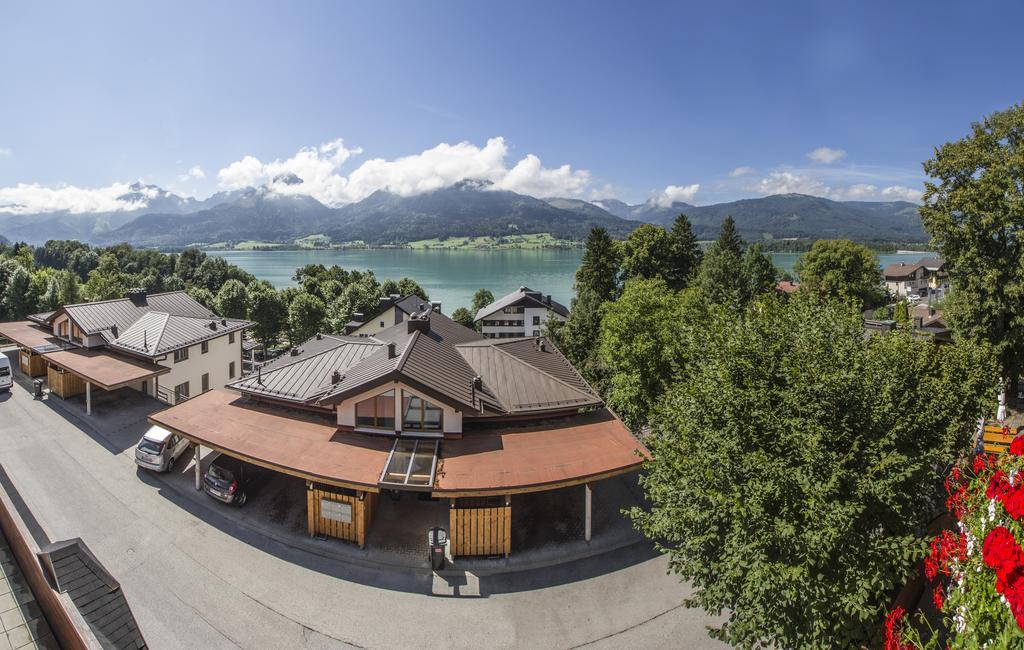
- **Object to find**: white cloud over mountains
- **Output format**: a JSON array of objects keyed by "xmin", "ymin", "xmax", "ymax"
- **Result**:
[
  {"xmin": 751, "ymin": 171, "xmax": 921, "ymax": 203},
  {"xmin": 216, "ymin": 137, "xmax": 590, "ymax": 205},
  {"xmin": 652, "ymin": 183, "xmax": 700, "ymax": 207},
  {"xmin": 0, "ymin": 182, "xmax": 147, "ymax": 214}
]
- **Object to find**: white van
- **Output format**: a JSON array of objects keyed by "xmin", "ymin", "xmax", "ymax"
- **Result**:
[
  {"xmin": 0, "ymin": 356, "xmax": 12, "ymax": 393},
  {"xmin": 134, "ymin": 425, "xmax": 190, "ymax": 472}
]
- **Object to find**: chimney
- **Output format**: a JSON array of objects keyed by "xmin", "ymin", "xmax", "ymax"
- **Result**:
[
  {"xmin": 352, "ymin": 312, "xmax": 364, "ymax": 323},
  {"xmin": 316, "ymin": 333, "xmax": 323, "ymax": 340},
  {"xmin": 545, "ymin": 294, "xmax": 551, "ymax": 305},
  {"xmin": 387, "ymin": 342, "xmax": 397, "ymax": 359},
  {"xmin": 430, "ymin": 301, "xmax": 442, "ymax": 313},
  {"xmin": 110, "ymin": 324, "xmax": 118, "ymax": 338},
  {"xmin": 290, "ymin": 347, "xmax": 300, "ymax": 356},
  {"xmin": 913, "ymin": 316, "xmax": 924, "ymax": 329},
  {"xmin": 257, "ymin": 366, "xmax": 264, "ymax": 385},
  {"xmin": 378, "ymin": 297, "xmax": 392, "ymax": 311},
  {"xmin": 126, "ymin": 288, "xmax": 148, "ymax": 307},
  {"xmin": 390, "ymin": 293, "xmax": 401, "ymax": 301},
  {"xmin": 221, "ymin": 319, "xmax": 227, "ymax": 326},
  {"xmin": 535, "ymin": 337, "xmax": 546, "ymax": 352},
  {"xmin": 208, "ymin": 321, "xmax": 217, "ymax": 330},
  {"xmin": 929, "ymin": 306, "xmax": 936, "ymax": 317},
  {"xmin": 331, "ymin": 370, "xmax": 342, "ymax": 383},
  {"xmin": 407, "ymin": 312, "xmax": 430, "ymax": 334}
]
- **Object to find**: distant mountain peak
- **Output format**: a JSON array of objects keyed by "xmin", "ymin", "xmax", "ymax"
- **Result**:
[{"xmin": 272, "ymin": 172, "xmax": 304, "ymax": 186}]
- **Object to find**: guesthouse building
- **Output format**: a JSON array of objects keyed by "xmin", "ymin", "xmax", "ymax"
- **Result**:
[{"xmin": 474, "ymin": 287, "xmax": 569, "ymax": 339}]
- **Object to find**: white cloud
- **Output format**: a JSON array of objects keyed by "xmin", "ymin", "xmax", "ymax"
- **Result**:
[
  {"xmin": 216, "ymin": 136, "xmax": 591, "ymax": 205},
  {"xmin": 881, "ymin": 185, "xmax": 923, "ymax": 202},
  {"xmin": 753, "ymin": 172, "xmax": 828, "ymax": 196},
  {"xmin": 829, "ymin": 183, "xmax": 878, "ymax": 200},
  {"xmin": 0, "ymin": 182, "xmax": 147, "ymax": 214},
  {"xmin": 0, "ymin": 147, "xmax": 12, "ymax": 157},
  {"xmin": 178, "ymin": 165, "xmax": 205, "ymax": 182},
  {"xmin": 807, "ymin": 147, "xmax": 847, "ymax": 164},
  {"xmin": 651, "ymin": 183, "xmax": 700, "ymax": 208},
  {"xmin": 729, "ymin": 166, "xmax": 755, "ymax": 177},
  {"xmin": 589, "ymin": 184, "xmax": 617, "ymax": 201}
]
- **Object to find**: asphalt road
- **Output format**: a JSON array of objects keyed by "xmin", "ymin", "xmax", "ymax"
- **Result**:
[{"xmin": 0, "ymin": 368, "xmax": 726, "ymax": 649}]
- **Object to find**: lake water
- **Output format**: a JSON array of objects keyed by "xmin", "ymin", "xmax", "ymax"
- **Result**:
[{"xmin": 208, "ymin": 249, "xmax": 930, "ymax": 311}]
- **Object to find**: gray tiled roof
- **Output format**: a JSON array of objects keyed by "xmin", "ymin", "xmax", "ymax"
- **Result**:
[
  {"xmin": 110, "ymin": 312, "xmax": 250, "ymax": 357},
  {"xmin": 40, "ymin": 538, "xmax": 146, "ymax": 649},
  {"xmin": 237, "ymin": 310, "xmax": 599, "ymax": 416},
  {"xmin": 473, "ymin": 286, "xmax": 570, "ymax": 321},
  {"xmin": 55, "ymin": 291, "xmax": 217, "ymax": 340}
]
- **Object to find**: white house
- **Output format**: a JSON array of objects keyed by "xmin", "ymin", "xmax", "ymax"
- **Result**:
[
  {"xmin": 884, "ymin": 258, "xmax": 948, "ymax": 300},
  {"xmin": 343, "ymin": 294, "xmax": 441, "ymax": 337},
  {"xmin": 474, "ymin": 287, "xmax": 569, "ymax": 339}
]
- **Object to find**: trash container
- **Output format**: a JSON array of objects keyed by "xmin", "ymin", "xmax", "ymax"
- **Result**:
[
  {"xmin": 428, "ymin": 526, "xmax": 448, "ymax": 570},
  {"xmin": 32, "ymin": 379, "xmax": 44, "ymax": 398}
]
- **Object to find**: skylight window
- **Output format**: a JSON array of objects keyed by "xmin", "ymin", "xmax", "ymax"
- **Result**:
[{"xmin": 378, "ymin": 439, "xmax": 438, "ymax": 489}]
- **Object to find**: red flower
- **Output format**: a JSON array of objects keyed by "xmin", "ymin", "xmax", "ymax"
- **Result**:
[
  {"xmin": 884, "ymin": 606, "xmax": 913, "ymax": 650},
  {"xmin": 1011, "ymin": 434, "xmax": 1024, "ymax": 457},
  {"xmin": 974, "ymin": 454, "xmax": 995, "ymax": 474},
  {"xmin": 988, "ymin": 471, "xmax": 1012, "ymax": 501},
  {"xmin": 932, "ymin": 585, "xmax": 944, "ymax": 610},
  {"xmin": 982, "ymin": 527, "xmax": 1024, "ymax": 629}
]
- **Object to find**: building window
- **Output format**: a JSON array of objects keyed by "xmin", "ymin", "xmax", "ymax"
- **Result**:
[
  {"xmin": 201, "ymin": 341, "xmax": 209, "ymax": 354},
  {"xmin": 532, "ymin": 329, "xmax": 540, "ymax": 336},
  {"xmin": 379, "ymin": 320, "xmax": 385, "ymax": 328},
  {"xmin": 201, "ymin": 373, "xmax": 209, "ymax": 392},
  {"xmin": 229, "ymin": 361, "xmax": 236, "ymax": 379},
  {"xmin": 229, "ymin": 332, "xmax": 235, "ymax": 344},
  {"xmin": 533, "ymin": 315, "xmax": 541, "ymax": 325},
  {"xmin": 174, "ymin": 347, "xmax": 189, "ymax": 363},
  {"xmin": 402, "ymin": 393, "xmax": 443, "ymax": 432},
  {"xmin": 355, "ymin": 389, "xmax": 395, "ymax": 429},
  {"xmin": 174, "ymin": 381, "xmax": 190, "ymax": 403}
]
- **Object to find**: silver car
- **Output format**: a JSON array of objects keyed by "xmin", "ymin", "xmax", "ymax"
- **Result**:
[{"xmin": 135, "ymin": 425, "xmax": 190, "ymax": 472}]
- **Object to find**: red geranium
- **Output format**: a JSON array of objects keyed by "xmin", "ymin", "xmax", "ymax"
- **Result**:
[
  {"xmin": 982, "ymin": 527, "xmax": 1024, "ymax": 629},
  {"xmin": 974, "ymin": 453, "xmax": 995, "ymax": 474},
  {"xmin": 884, "ymin": 606, "xmax": 913, "ymax": 650},
  {"xmin": 1011, "ymin": 434, "xmax": 1024, "ymax": 457}
]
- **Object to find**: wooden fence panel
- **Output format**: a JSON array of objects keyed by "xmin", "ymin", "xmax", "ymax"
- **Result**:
[
  {"xmin": 306, "ymin": 483, "xmax": 374, "ymax": 547},
  {"xmin": 449, "ymin": 497, "xmax": 511, "ymax": 558},
  {"xmin": 20, "ymin": 350, "xmax": 47, "ymax": 377},
  {"xmin": 47, "ymin": 365, "xmax": 85, "ymax": 399}
]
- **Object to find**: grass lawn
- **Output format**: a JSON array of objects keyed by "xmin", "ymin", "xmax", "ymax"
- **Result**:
[{"xmin": 407, "ymin": 233, "xmax": 580, "ymax": 250}]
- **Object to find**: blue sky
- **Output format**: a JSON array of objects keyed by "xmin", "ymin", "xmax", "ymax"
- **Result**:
[{"xmin": 0, "ymin": 1, "xmax": 1021, "ymax": 213}]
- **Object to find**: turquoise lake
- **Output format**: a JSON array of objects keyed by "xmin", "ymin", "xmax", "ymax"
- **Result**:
[{"xmin": 208, "ymin": 249, "xmax": 930, "ymax": 311}]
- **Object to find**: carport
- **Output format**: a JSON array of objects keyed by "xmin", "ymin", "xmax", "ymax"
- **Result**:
[
  {"xmin": 0, "ymin": 320, "xmax": 63, "ymax": 377},
  {"xmin": 42, "ymin": 348, "xmax": 168, "ymax": 415}
]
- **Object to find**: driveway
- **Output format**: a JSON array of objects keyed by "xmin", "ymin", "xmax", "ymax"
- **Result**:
[{"xmin": 0, "ymin": 352, "xmax": 725, "ymax": 649}]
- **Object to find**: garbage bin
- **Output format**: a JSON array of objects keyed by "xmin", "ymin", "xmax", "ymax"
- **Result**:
[
  {"xmin": 32, "ymin": 379, "xmax": 44, "ymax": 398},
  {"xmin": 428, "ymin": 526, "xmax": 448, "ymax": 570}
]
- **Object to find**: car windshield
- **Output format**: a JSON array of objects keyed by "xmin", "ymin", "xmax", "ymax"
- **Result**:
[
  {"xmin": 138, "ymin": 439, "xmax": 163, "ymax": 455},
  {"xmin": 208, "ymin": 464, "xmax": 235, "ymax": 482}
]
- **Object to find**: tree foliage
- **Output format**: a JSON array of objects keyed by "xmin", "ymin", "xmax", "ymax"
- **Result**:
[
  {"xmin": 668, "ymin": 213, "xmax": 702, "ymax": 289},
  {"xmin": 794, "ymin": 239, "xmax": 884, "ymax": 308},
  {"xmin": 246, "ymin": 282, "xmax": 288, "ymax": 349},
  {"xmin": 920, "ymin": 103, "xmax": 1024, "ymax": 380},
  {"xmin": 621, "ymin": 223, "xmax": 676, "ymax": 283},
  {"xmin": 450, "ymin": 307, "xmax": 475, "ymax": 329},
  {"xmin": 632, "ymin": 294, "xmax": 997, "ymax": 648},
  {"xmin": 697, "ymin": 217, "xmax": 777, "ymax": 310},
  {"xmin": 471, "ymin": 288, "xmax": 495, "ymax": 314},
  {"xmin": 215, "ymin": 279, "xmax": 249, "ymax": 319},
  {"xmin": 288, "ymin": 293, "xmax": 326, "ymax": 344}
]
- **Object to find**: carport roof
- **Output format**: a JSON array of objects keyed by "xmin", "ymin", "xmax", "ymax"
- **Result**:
[
  {"xmin": 435, "ymin": 409, "xmax": 649, "ymax": 496},
  {"xmin": 148, "ymin": 389, "xmax": 393, "ymax": 491},
  {"xmin": 149, "ymin": 390, "xmax": 647, "ymax": 496},
  {"xmin": 43, "ymin": 348, "xmax": 169, "ymax": 390},
  {"xmin": 0, "ymin": 320, "xmax": 62, "ymax": 350}
]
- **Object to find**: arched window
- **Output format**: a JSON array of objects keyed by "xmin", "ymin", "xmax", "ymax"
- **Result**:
[
  {"xmin": 355, "ymin": 389, "xmax": 395, "ymax": 429},
  {"xmin": 402, "ymin": 393, "xmax": 443, "ymax": 432}
]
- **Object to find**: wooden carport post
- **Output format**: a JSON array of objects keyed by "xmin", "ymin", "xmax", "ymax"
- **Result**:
[
  {"xmin": 193, "ymin": 445, "xmax": 202, "ymax": 490},
  {"xmin": 584, "ymin": 483, "xmax": 592, "ymax": 542},
  {"xmin": 85, "ymin": 381, "xmax": 91, "ymax": 416}
]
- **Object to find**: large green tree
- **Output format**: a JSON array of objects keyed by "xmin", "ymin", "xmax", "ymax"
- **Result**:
[
  {"xmin": 3, "ymin": 265, "xmax": 33, "ymax": 319},
  {"xmin": 620, "ymin": 223, "xmax": 675, "ymax": 282},
  {"xmin": 632, "ymin": 294, "xmax": 996, "ymax": 648},
  {"xmin": 288, "ymin": 293, "xmax": 326, "ymax": 343},
  {"xmin": 598, "ymin": 279, "xmax": 707, "ymax": 430},
  {"xmin": 471, "ymin": 288, "xmax": 495, "ymax": 314},
  {"xmin": 668, "ymin": 213, "xmax": 702, "ymax": 288},
  {"xmin": 920, "ymin": 103, "xmax": 1024, "ymax": 393},
  {"xmin": 246, "ymin": 282, "xmax": 288, "ymax": 350},
  {"xmin": 450, "ymin": 307, "xmax": 475, "ymax": 329},
  {"xmin": 697, "ymin": 216, "xmax": 744, "ymax": 306},
  {"xmin": 214, "ymin": 279, "xmax": 249, "ymax": 319},
  {"xmin": 794, "ymin": 239, "xmax": 884, "ymax": 308}
]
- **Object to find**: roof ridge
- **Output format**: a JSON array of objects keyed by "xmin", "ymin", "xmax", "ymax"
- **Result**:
[
  {"xmin": 477, "ymin": 339, "xmax": 599, "ymax": 404},
  {"xmin": 395, "ymin": 330, "xmax": 419, "ymax": 373},
  {"xmin": 256, "ymin": 337, "xmax": 381, "ymax": 376}
]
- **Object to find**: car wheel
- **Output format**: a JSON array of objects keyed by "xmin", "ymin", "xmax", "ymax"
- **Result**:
[{"xmin": 234, "ymin": 492, "xmax": 247, "ymax": 507}]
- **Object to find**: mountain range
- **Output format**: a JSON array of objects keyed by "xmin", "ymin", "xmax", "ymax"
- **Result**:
[{"xmin": 0, "ymin": 179, "xmax": 928, "ymax": 248}]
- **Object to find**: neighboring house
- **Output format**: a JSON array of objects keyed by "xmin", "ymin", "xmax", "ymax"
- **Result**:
[
  {"xmin": 474, "ymin": 286, "xmax": 569, "ymax": 339},
  {"xmin": 884, "ymin": 258, "xmax": 948, "ymax": 300},
  {"xmin": 0, "ymin": 290, "xmax": 251, "ymax": 411},
  {"xmin": 150, "ymin": 307, "xmax": 648, "ymax": 556},
  {"xmin": 344, "ymin": 294, "xmax": 440, "ymax": 337},
  {"xmin": 776, "ymin": 280, "xmax": 800, "ymax": 294}
]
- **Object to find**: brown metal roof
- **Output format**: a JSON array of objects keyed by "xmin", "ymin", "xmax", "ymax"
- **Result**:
[
  {"xmin": 0, "ymin": 320, "xmax": 62, "ymax": 350},
  {"xmin": 43, "ymin": 348, "xmax": 169, "ymax": 390},
  {"xmin": 148, "ymin": 390, "xmax": 392, "ymax": 490},
  {"xmin": 883, "ymin": 262, "xmax": 923, "ymax": 279},
  {"xmin": 435, "ymin": 409, "xmax": 649, "ymax": 495},
  {"xmin": 150, "ymin": 391, "xmax": 646, "ymax": 494}
]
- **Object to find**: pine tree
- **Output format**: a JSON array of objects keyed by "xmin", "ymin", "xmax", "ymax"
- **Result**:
[{"xmin": 668, "ymin": 213, "xmax": 702, "ymax": 288}]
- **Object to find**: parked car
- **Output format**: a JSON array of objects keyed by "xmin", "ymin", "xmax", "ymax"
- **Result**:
[
  {"xmin": 0, "ymin": 356, "xmax": 11, "ymax": 393},
  {"xmin": 134, "ymin": 425, "xmax": 191, "ymax": 472},
  {"xmin": 202, "ymin": 454, "xmax": 269, "ymax": 507}
]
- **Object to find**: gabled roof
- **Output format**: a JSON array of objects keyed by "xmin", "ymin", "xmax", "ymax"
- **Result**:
[
  {"xmin": 474, "ymin": 286, "xmax": 570, "ymax": 322},
  {"xmin": 49, "ymin": 291, "xmax": 218, "ymax": 342},
  {"xmin": 235, "ymin": 309, "xmax": 600, "ymax": 418},
  {"xmin": 344, "ymin": 294, "xmax": 434, "ymax": 331},
  {"xmin": 883, "ymin": 262, "xmax": 923, "ymax": 279},
  {"xmin": 109, "ymin": 312, "xmax": 250, "ymax": 357}
]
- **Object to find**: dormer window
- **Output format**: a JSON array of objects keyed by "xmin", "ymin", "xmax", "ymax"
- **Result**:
[
  {"xmin": 355, "ymin": 389, "xmax": 396, "ymax": 430},
  {"xmin": 402, "ymin": 394, "xmax": 443, "ymax": 432}
]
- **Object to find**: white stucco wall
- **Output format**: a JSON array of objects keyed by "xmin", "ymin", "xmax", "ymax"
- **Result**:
[
  {"xmin": 481, "ymin": 307, "xmax": 564, "ymax": 338},
  {"xmin": 336, "ymin": 381, "xmax": 463, "ymax": 435},
  {"xmin": 153, "ymin": 331, "xmax": 243, "ymax": 404},
  {"xmin": 349, "ymin": 307, "xmax": 403, "ymax": 337}
]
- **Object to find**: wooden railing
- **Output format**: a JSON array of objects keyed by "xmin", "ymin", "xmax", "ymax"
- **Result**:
[{"xmin": 982, "ymin": 423, "xmax": 1018, "ymax": 455}]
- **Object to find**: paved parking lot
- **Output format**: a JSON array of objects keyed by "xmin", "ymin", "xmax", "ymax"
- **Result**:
[{"xmin": 0, "ymin": 349, "xmax": 726, "ymax": 648}]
